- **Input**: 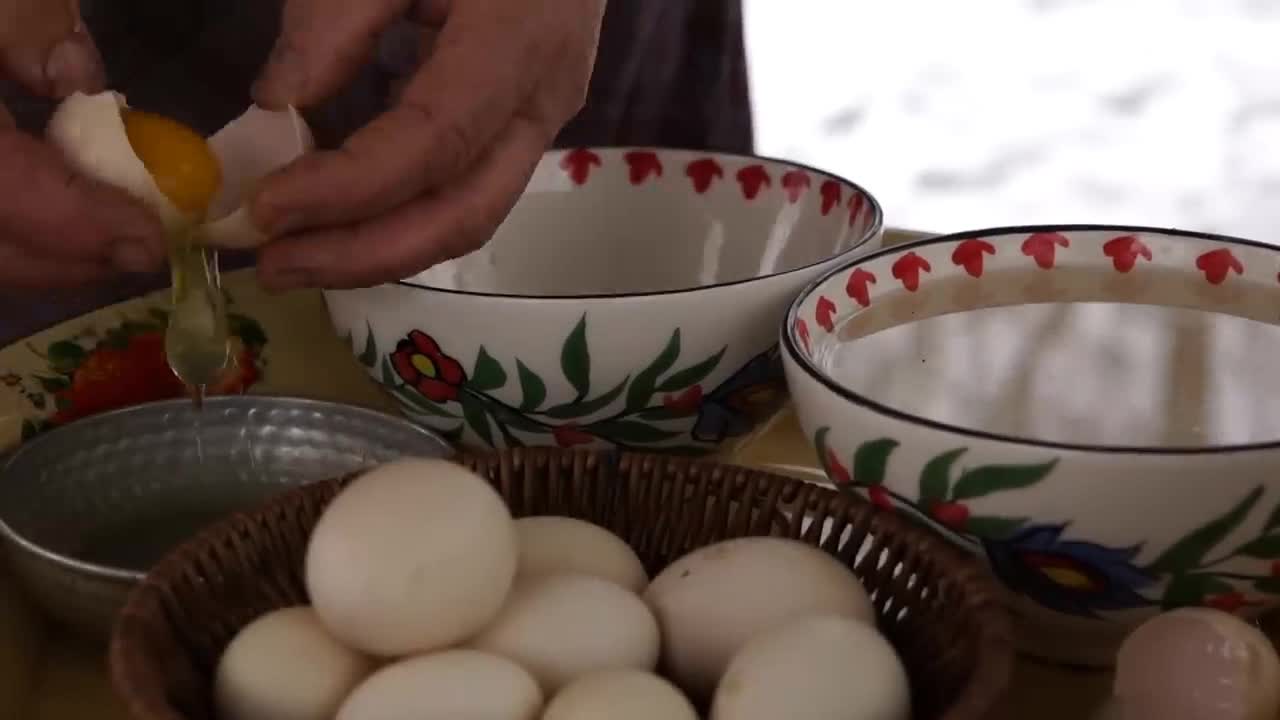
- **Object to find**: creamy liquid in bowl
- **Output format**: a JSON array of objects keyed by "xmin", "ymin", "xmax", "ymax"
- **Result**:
[{"xmin": 827, "ymin": 302, "xmax": 1280, "ymax": 447}]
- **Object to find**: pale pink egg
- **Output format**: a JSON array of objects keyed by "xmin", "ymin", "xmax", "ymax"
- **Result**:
[{"xmin": 1113, "ymin": 608, "xmax": 1280, "ymax": 720}]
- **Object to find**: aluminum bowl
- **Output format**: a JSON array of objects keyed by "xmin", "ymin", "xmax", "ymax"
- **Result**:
[{"xmin": 0, "ymin": 396, "xmax": 451, "ymax": 638}]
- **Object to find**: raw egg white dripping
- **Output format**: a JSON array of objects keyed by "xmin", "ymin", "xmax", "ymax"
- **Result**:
[{"xmin": 47, "ymin": 92, "xmax": 313, "ymax": 390}]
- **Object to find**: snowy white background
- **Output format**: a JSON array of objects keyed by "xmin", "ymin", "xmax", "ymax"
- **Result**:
[{"xmin": 745, "ymin": 0, "xmax": 1280, "ymax": 241}]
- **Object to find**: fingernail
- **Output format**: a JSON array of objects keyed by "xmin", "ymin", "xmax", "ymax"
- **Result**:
[
  {"xmin": 253, "ymin": 43, "xmax": 308, "ymax": 108},
  {"xmin": 112, "ymin": 240, "xmax": 162, "ymax": 273},
  {"xmin": 45, "ymin": 37, "xmax": 105, "ymax": 97}
]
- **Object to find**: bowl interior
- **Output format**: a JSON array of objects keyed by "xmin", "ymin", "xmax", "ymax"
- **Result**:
[
  {"xmin": 0, "ymin": 397, "xmax": 450, "ymax": 575},
  {"xmin": 788, "ymin": 226, "xmax": 1280, "ymax": 450},
  {"xmin": 405, "ymin": 148, "xmax": 881, "ymax": 296}
]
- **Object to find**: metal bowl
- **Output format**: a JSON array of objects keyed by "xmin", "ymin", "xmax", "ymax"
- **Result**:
[{"xmin": 0, "ymin": 396, "xmax": 452, "ymax": 638}]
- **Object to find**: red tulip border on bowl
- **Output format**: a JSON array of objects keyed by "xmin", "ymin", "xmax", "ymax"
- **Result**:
[{"xmin": 783, "ymin": 225, "xmax": 1280, "ymax": 666}]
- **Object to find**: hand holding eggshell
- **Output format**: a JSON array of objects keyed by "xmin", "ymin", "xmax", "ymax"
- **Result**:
[
  {"xmin": 0, "ymin": 8, "xmax": 167, "ymax": 289},
  {"xmin": 247, "ymin": 0, "xmax": 607, "ymax": 291},
  {"xmin": 0, "ymin": 119, "xmax": 166, "ymax": 287},
  {"xmin": 46, "ymin": 91, "xmax": 313, "ymax": 249}
]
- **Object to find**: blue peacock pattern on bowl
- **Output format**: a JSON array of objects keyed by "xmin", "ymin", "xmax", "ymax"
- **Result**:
[{"xmin": 814, "ymin": 427, "xmax": 1280, "ymax": 617}]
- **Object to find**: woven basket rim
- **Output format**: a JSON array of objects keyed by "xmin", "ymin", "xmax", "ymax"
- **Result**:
[{"xmin": 109, "ymin": 448, "xmax": 1015, "ymax": 720}]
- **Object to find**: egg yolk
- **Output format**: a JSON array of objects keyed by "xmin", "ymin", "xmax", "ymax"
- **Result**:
[{"xmin": 121, "ymin": 110, "xmax": 222, "ymax": 220}]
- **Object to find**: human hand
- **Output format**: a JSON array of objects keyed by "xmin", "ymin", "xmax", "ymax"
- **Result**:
[
  {"xmin": 0, "ymin": 0, "xmax": 166, "ymax": 288},
  {"xmin": 250, "ymin": 0, "xmax": 606, "ymax": 291}
]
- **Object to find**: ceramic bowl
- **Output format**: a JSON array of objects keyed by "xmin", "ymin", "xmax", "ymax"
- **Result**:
[
  {"xmin": 324, "ymin": 147, "xmax": 883, "ymax": 454},
  {"xmin": 782, "ymin": 224, "xmax": 1280, "ymax": 667},
  {"xmin": 0, "ymin": 396, "xmax": 450, "ymax": 638}
]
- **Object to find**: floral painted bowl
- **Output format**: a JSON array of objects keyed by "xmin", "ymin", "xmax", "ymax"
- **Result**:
[
  {"xmin": 325, "ymin": 147, "xmax": 882, "ymax": 453},
  {"xmin": 782, "ymin": 224, "xmax": 1280, "ymax": 667}
]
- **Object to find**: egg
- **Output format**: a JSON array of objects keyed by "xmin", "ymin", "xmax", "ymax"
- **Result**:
[
  {"xmin": 337, "ymin": 649, "xmax": 543, "ymax": 720},
  {"xmin": 542, "ymin": 669, "xmax": 698, "ymax": 720},
  {"xmin": 1113, "ymin": 607, "xmax": 1280, "ymax": 720},
  {"xmin": 305, "ymin": 458, "xmax": 519, "ymax": 657},
  {"xmin": 710, "ymin": 614, "xmax": 911, "ymax": 720},
  {"xmin": 46, "ymin": 90, "xmax": 311, "ymax": 247},
  {"xmin": 515, "ymin": 516, "xmax": 648, "ymax": 592},
  {"xmin": 214, "ymin": 606, "xmax": 374, "ymax": 720},
  {"xmin": 470, "ymin": 573, "xmax": 660, "ymax": 694},
  {"xmin": 643, "ymin": 536, "xmax": 875, "ymax": 700}
]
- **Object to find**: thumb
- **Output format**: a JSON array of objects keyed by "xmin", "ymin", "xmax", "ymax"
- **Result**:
[{"xmin": 0, "ymin": 0, "xmax": 104, "ymax": 98}]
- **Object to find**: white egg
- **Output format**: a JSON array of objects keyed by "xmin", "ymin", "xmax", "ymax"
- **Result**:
[
  {"xmin": 542, "ymin": 669, "xmax": 698, "ymax": 720},
  {"xmin": 470, "ymin": 573, "xmax": 660, "ymax": 694},
  {"xmin": 214, "ymin": 606, "xmax": 374, "ymax": 720},
  {"xmin": 644, "ymin": 536, "xmax": 875, "ymax": 701},
  {"xmin": 306, "ymin": 458, "xmax": 519, "ymax": 657},
  {"xmin": 1114, "ymin": 607, "xmax": 1280, "ymax": 720},
  {"xmin": 711, "ymin": 615, "xmax": 911, "ymax": 720},
  {"xmin": 515, "ymin": 516, "xmax": 647, "ymax": 592},
  {"xmin": 202, "ymin": 104, "xmax": 312, "ymax": 249},
  {"xmin": 337, "ymin": 650, "xmax": 542, "ymax": 720},
  {"xmin": 46, "ymin": 90, "xmax": 311, "ymax": 247}
]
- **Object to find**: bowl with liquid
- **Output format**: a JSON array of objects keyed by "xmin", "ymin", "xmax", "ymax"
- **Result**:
[
  {"xmin": 323, "ymin": 147, "xmax": 883, "ymax": 454},
  {"xmin": 0, "ymin": 396, "xmax": 451, "ymax": 638},
  {"xmin": 782, "ymin": 224, "xmax": 1280, "ymax": 666}
]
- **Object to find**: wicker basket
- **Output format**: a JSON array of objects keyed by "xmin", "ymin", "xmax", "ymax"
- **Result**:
[{"xmin": 109, "ymin": 449, "xmax": 1014, "ymax": 720}]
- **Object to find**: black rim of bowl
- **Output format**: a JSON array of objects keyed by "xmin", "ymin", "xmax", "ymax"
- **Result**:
[
  {"xmin": 782, "ymin": 222, "xmax": 1280, "ymax": 455},
  {"xmin": 392, "ymin": 146, "xmax": 885, "ymax": 300}
]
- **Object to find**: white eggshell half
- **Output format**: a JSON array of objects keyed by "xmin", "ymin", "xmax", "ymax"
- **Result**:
[
  {"xmin": 543, "ymin": 669, "xmax": 698, "ymax": 720},
  {"xmin": 214, "ymin": 606, "xmax": 374, "ymax": 720},
  {"xmin": 305, "ymin": 458, "xmax": 518, "ymax": 657},
  {"xmin": 644, "ymin": 536, "xmax": 876, "ymax": 702},
  {"xmin": 1114, "ymin": 607, "xmax": 1280, "ymax": 720},
  {"xmin": 202, "ymin": 104, "xmax": 313, "ymax": 249},
  {"xmin": 470, "ymin": 573, "xmax": 660, "ymax": 694},
  {"xmin": 711, "ymin": 615, "xmax": 911, "ymax": 720},
  {"xmin": 45, "ymin": 91, "xmax": 184, "ymax": 231},
  {"xmin": 515, "ymin": 516, "xmax": 648, "ymax": 592},
  {"xmin": 337, "ymin": 650, "xmax": 542, "ymax": 720}
]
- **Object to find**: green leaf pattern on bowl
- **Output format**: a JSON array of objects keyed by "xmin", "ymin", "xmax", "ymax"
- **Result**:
[
  {"xmin": 814, "ymin": 426, "xmax": 1280, "ymax": 616},
  {"xmin": 356, "ymin": 315, "xmax": 787, "ymax": 453}
]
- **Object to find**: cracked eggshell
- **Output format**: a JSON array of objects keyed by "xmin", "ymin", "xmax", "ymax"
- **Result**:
[
  {"xmin": 45, "ymin": 91, "xmax": 311, "ymax": 247},
  {"xmin": 203, "ymin": 104, "xmax": 313, "ymax": 249},
  {"xmin": 46, "ymin": 91, "xmax": 185, "ymax": 231}
]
